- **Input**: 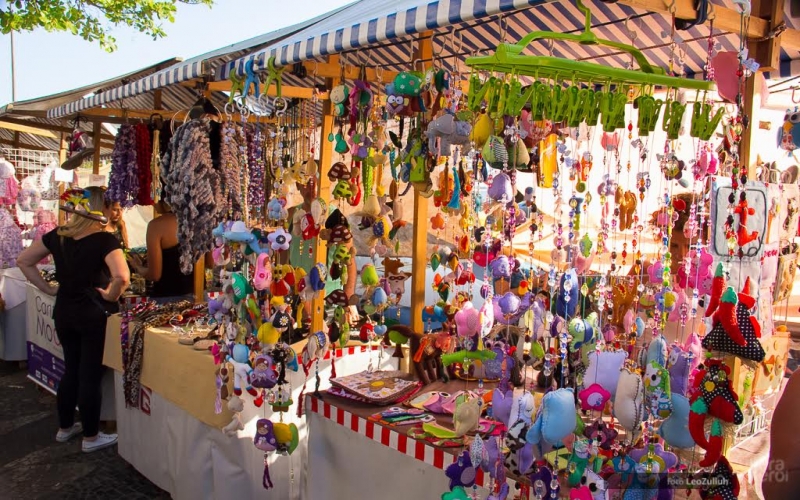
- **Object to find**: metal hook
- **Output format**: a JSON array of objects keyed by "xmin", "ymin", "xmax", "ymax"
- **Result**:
[
  {"xmin": 666, "ymin": 0, "xmax": 677, "ymax": 14},
  {"xmin": 792, "ymin": 87, "xmax": 800, "ymax": 104},
  {"xmin": 498, "ymin": 14, "xmax": 507, "ymax": 43},
  {"xmin": 707, "ymin": 2, "xmax": 716, "ymax": 21},
  {"xmin": 624, "ymin": 16, "xmax": 638, "ymax": 42},
  {"xmin": 312, "ymin": 61, "xmax": 319, "ymax": 79}
]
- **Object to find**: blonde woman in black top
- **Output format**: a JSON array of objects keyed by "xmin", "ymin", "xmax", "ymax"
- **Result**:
[{"xmin": 17, "ymin": 187, "xmax": 130, "ymax": 452}]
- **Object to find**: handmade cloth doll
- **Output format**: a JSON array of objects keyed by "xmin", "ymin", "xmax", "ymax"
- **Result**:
[
  {"xmin": 688, "ymin": 360, "xmax": 743, "ymax": 467},
  {"xmin": 227, "ymin": 344, "xmax": 257, "ymax": 397},
  {"xmin": 0, "ymin": 208, "xmax": 22, "ymax": 269},
  {"xmin": 0, "ymin": 158, "xmax": 18, "ymax": 206}
]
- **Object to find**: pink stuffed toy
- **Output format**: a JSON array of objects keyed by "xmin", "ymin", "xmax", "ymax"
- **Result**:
[
  {"xmin": 676, "ymin": 247, "xmax": 713, "ymax": 294},
  {"xmin": 454, "ymin": 302, "xmax": 480, "ymax": 338}
]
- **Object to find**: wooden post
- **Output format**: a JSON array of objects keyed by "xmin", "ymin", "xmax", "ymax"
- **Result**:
[
  {"xmin": 58, "ymin": 130, "xmax": 68, "ymax": 225},
  {"xmin": 409, "ymin": 32, "xmax": 433, "ymax": 334},
  {"xmin": 310, "ymin": 55, "xmax": 339, "ymax": 334},
  {"xmin": 194, "ymin": 257, "xmax": 205, "ymax": 303},
  {"xmin": 741, "ymin": 0, "xmax": 782, "ymax": 175},
  {"xmin": 92, "ymin": 122, "xmax": 102, "ymax": 175}
]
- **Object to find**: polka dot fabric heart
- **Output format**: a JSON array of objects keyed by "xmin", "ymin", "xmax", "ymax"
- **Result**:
[
  {"xmin": 702, "ymin": 279, "xmax": 766, "ymax": 362},
  {"xmin": 699, "ymin": 456, "xmax": 740, "ymax": 500}
]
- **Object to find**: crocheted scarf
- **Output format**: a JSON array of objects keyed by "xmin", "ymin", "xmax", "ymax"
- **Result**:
[{"xmin": 161, "ymin": 118, "xmax": 227, "ymax": 274}]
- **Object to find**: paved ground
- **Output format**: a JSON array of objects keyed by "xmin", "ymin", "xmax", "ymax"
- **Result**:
[{"xmin": 0, "ymin": 361, "xmax": 169, "ymax": 500}]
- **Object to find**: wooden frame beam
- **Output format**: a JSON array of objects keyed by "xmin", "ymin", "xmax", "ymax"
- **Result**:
[
  {"xmin": 0, "ymin": 117, "xmax": 115, "ymax": 141},
  {"xmin": 199, "ymin": 81, "xmax": 330, "ymax": 100},
  {"xmin": 0, "ymin": 138, "xmax": 50, "ymax": 151},
  {"xmin": 617, "ymin": 0, "xmax": 777, "ymax": 43},
  {"xmin": 751, "ymin": 0, "xmax": 785, "ymax": 72},
  {"xmin": 0, "ymin": 120, "xmax": 57, "ymax": 138},
  {"xmin": 79, "ymin": 107, "xmax": 296, "ymax": 125}
]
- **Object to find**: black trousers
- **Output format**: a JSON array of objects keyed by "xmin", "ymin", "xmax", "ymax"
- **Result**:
[{"xmin": 53, "ymin": 306, "xmax": 108, "ymax": 438}]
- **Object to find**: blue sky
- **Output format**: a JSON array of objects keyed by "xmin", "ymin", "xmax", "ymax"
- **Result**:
[{"xmin": 0, "ymin": 0, "xmax": 353, "ymax": 105}]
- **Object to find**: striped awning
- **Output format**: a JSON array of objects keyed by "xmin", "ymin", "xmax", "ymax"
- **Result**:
[
  {"xmin": 47, "ymin": 60, "xmax": 204, "ymax": 118},
  {"xmin": 218, "ymin": 0, "xmax": 547, "ymax": 80},
  {"xmin": 45, "ymin": 6, "xmax": 352, "ymax": 119},
  {"xmin": 219, "ymin": 0, "xmax": 740, "ymax": 84}
]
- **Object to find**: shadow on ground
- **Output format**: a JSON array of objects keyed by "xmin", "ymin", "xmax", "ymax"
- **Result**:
[{"xmin": 0, "ymin": 361, "xmax": 170, "ymax": 500}]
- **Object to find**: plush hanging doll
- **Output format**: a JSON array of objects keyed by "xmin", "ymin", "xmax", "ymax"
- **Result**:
[
  {"xmin": 688, "ymin": 360, "xmax": 744, "ymax": 467},
  {"xmin": 733, "ymin": 191, "xmax": 759, "ymax": 248},
  {"xmin": 699, "ymin": 456, "xmax": 740, "ymax": 500},
  {"xmin": 703, "ymin": 277, "xmax": 766, "ymax": 362}
]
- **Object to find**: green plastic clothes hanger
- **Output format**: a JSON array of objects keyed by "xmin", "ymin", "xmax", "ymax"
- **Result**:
[{"xmin": 465, "ymin": 0, "xmax": 714, "ymax": 92}]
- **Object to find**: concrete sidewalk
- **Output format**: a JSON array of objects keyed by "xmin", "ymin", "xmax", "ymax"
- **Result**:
[{"xmin": 0, "ymin": 361, "xmax": 169, "ymax": 500}]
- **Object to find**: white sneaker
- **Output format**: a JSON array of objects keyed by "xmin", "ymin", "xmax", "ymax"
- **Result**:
[
  {"xmin": 56, "ymin": 423, "xmax": 83, "ymax": 442},
  {"xmin": 81, "ymin": 432, "xmax": 118, "ymax": 453}
]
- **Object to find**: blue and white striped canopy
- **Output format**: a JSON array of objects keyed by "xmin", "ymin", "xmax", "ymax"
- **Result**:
[{"xmin": 45, "ymin": 0, "xmax": 800, "ymax": 119}]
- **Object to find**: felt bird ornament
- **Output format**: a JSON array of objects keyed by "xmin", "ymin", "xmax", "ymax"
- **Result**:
[{"xmin": 643, "ymin": 360, "xmax": 673, "ymax": 419}]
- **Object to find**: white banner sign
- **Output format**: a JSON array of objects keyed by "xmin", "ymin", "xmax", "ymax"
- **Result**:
[{"xmin": 25, "ymin": 284, "xmax": 64, "ymax": 392}]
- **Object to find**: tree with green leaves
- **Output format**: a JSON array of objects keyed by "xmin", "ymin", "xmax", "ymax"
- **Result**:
[{"xmin": 0, "ymin": 0, "xmax": 214, "ymax": 52}]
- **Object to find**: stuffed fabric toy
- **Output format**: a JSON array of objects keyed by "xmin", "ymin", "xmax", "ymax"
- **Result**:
[
  {"xmin": 569, "ymin": 312, "xmax": 598, "ymax": 350},
  {"xmin": 658, "ymin": 393, "xmax": 695, "ymax": 449},
  {"xmin": 644, "ymin": 361, "xmax": 673, "ymax": 419},
  {"xmin": 508, "ymin": 391, "xmax": 536, "ymax": 427},
  {"xmin": 491, "ymin": 388, "xmax": 514, "ymax": 426},
  {"xmin": 702, "ymin": 278, "xmax": 766, "ymax": 362},
  {"xmin": 646, "ymin": 334, "xmax": 668, "ymax": 367},
  {"xmin": 555, "ymin": 269, "xmax": 580, "ymax": 318},
  {"xmin": 583, "ymin": 350, "xmax": 627, "ymax": 397},
  {"xmin": 526, "ymin": 388, "xmax": 576, "ymax": 446},
  {"xmin": 699, "ymin": 456, "xmax": 740, "ymax": 500},
  {"xmin": 445, "ymin": 450, "xmax": 477, "ymax": 490},
  {"xmin": 228, "ymin": 344, "xmax": 257, "ymax": 397},
  {"xmin": 528, "ymin": 465, "xmax": 559, "ymax": 499},
  {"xmin": 579, "ymin": 383, "xmax": 612, "ymax": 412},
  {"xmin": 613, "ymin": 368, "xmax": 644, "ymax": 440},
  {"xmin": 689, "ymin": 360, "xmax": 743, "ymax": 467},
  {"xmin": 453, "ymin": 395, "xmax": 481, "ymax": 437},
  {"xmin": 667, "ymin": 344, "xmax": 693, "ymax": 396}
]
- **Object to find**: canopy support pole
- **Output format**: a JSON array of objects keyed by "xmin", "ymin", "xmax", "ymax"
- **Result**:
[
  {"xmin": 410, "ymin": 32, "xmax": 433, "ymax": 335},
  {"xmin": 311, "ymin": 55, "xmax": 339, "ymax": 334}
]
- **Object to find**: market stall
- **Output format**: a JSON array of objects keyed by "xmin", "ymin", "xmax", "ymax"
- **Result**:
[
  {"xmin": 15, "ymin": 0, "xmax": 800, "ymax": 499},
  {"xmin": 101, "ymin": 314, "xmax": 397, "ymax": 499}
]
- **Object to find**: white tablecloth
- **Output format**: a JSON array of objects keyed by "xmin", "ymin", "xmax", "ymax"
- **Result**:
[{"xmin": 112, "ymin": 347, "xmax": 397, "ymax": 500}]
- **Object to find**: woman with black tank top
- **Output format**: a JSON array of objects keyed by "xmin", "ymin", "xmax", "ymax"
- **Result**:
[
  {"xmin": 17, "ymin": 187, "xmax": 130, "ymax": 452},
  {"xmin": 129, "ymin": 200, "xmax": 194, "ymax": 303}
]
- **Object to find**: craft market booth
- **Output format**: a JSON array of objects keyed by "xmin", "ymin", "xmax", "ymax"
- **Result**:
[{"xmin": 16, "ymin": 0, "xmax": 800, "ymax": 499}]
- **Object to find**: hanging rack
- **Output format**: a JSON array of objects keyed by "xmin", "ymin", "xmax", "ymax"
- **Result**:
[{"xmin": 464, "ymin": 0, "xmax": 714, "ymax": 91}]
